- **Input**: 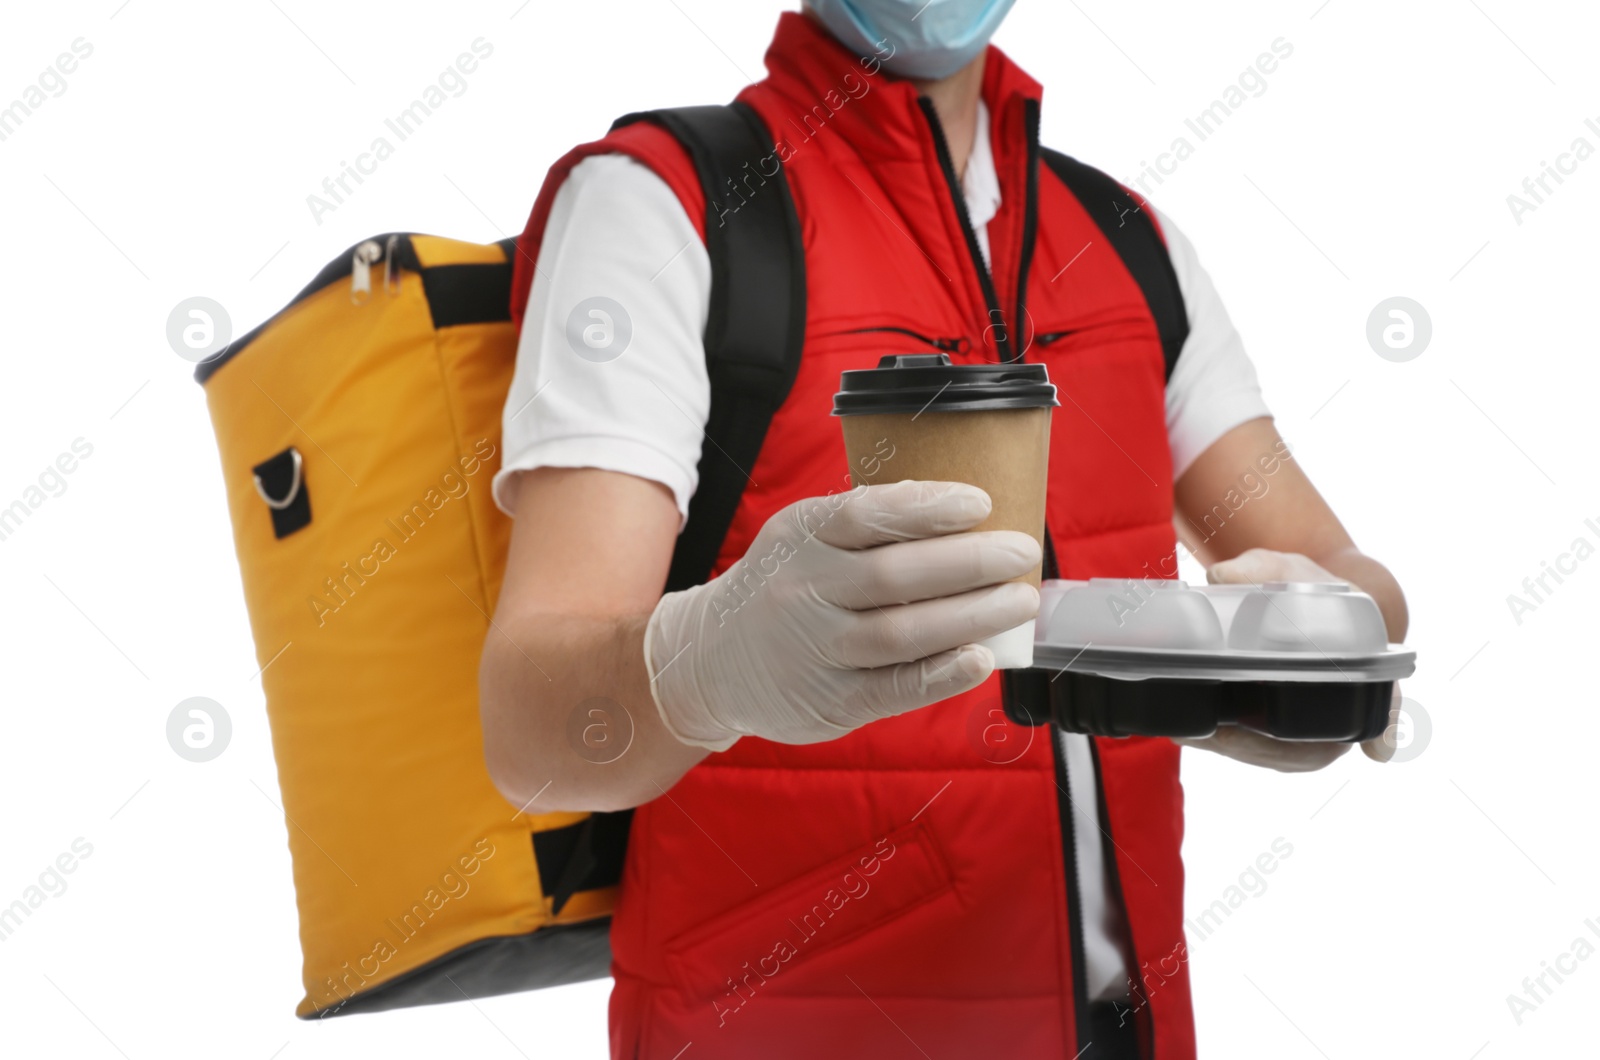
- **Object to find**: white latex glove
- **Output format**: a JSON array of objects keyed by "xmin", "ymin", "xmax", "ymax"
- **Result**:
[
  {"xmin": 1172, "ymin": 548, "xmax": 1400, "ymax": 772},
  {"xmin": 644, "ymin": 480, "xmax": 1043, "ymax": 749}
]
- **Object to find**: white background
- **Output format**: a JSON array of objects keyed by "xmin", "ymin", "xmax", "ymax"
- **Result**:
[{"xmin": 1, "ymin": 1, "xmax": 1595, "ymax": 1057}]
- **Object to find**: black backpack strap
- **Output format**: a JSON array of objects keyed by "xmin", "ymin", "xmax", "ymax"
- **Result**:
[
  {"xmin": 1040, "ymin": 149, "xmax": 1189, "ymax": 381},
  {"xmin": 609, "ymin": 102, "xmax": 807, "ymax": 593}
]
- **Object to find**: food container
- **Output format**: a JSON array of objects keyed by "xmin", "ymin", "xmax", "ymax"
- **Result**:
[{"xmin": 1004, "ymin": 579, "xmax": 1416, "ymax": 741}]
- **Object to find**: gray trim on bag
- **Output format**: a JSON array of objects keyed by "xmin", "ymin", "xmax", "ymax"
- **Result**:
[{"xmin": 305, "ymin": 917, "xmax": 613, "ymax": 1020}]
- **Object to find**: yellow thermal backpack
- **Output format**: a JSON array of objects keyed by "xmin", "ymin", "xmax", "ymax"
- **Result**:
[{"xmin": 197, "ymin": 104, "xmax": 804, "ymax": 1018}]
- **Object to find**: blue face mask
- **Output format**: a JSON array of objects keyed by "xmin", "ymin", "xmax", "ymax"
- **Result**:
[{"xmin": 804, "ymin": 0, "xmax": 1018, "ymax": 81}]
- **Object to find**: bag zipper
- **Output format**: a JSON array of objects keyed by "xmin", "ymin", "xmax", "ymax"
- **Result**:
[
  {"xmin": 846, "ymin": 326, "xmax": 970, "ymax": 354},
  {"xmin": 350, "ymin": 239, "xmax": 383, "ymax": 305},
  {"xmin": 384, "ymin": 233, "xmax": 402, "ymax": 295},
  {"xmin": 351, "ymin": 236, "xmax": 405, "ymax": 304}
]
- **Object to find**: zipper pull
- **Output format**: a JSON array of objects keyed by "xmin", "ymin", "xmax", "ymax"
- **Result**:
[
  {"xmin": 384, "ymin": 234, "xmax": 402, "ymax": 296},
  {"xmin": 351, "ymin": 239, "xmax": 382, "ymax": 305}
]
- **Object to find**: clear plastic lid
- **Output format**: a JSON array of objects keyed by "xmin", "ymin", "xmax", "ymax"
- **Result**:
[{"xmin": 1034, "ymin": 579, "xmax": 1414, "ymax": 683}]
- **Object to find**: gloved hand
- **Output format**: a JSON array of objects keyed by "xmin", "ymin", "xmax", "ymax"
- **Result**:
[
  {"xmin": 1173, "ymin": 548, "xmax": 1401, "ymax": 771},
  {"xmin": 643, "ymin": 480, "xmax": 1043, "ymax": 749}
]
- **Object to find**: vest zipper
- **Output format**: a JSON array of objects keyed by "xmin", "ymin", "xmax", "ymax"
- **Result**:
[
  {"xmin": 845, "ymin": 326, "xmax": 970, "ymax": 354},
  {"xmin": 1090, "ymin": 737, "xmax": 1156, "ymax": 1056},
  {"xmin": 1019, "ymin": 103, "xmax": 1097, "ymax": 1053},
  {"xmin": 1040, "ymin": 534, "xmax": 1093, "ymax": 1053},
  {"xmin": 1022, "ymin": 101, "xmax": 1092, "ymax": 1054},
  {"xmin": 917, "ymin": 97, "xmax": 1015, "ymax": 364},
  {"xmin": 1052, "ymin": 729, "xmax": 1094, "ymax": 1052},
  {"xmin": 1022, "ymin": 97, "xmax": 1100, "ymax": 1050},
  {"xmin": 1014, "ymin": 99, "xmax": 1042, "ymax": 361},
  {"xmin": 922, "ymin": 93, "xmax": 1091, "ymax": 1051}
]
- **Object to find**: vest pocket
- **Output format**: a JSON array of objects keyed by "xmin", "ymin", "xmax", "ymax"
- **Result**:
[{"xmin": 662, "ymin": 822, "xmax": 954, "ymax": 999}]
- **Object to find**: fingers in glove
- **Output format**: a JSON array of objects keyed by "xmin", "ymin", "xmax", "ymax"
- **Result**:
[
  {"xmin": 817, "ymin": 530, "xmax": 1042, "ymax": 609},
  {"xmin": 1174, "ymin": 728, "xmax": 1351, "ymax": 773},
  {"xmin": 1206, "ymin": 548, "xmax": 1277, "ymax": 585},
  {"xmin": 836, "ymin": 643, "xmax": 997, "ymax": 726},
  {"xmin": 1361, "ymin": 684, "xmax": 1403, "ymax": 763},
  {"xmin": 826, "ymin": 581, "xmax": 1040, "ymax": 670},
  {"xmin": 800, "ymin": 480, "xmax": 992, "ymax": 551},
  {"xmin": 1207, "ymin": 547, "xmax": 1337, "ymax": 586}
]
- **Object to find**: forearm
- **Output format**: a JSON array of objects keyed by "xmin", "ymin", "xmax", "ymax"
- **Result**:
[
  {"xmin": 1175, "ymin": 418, "xmax": 1409, "ymax": 643},
  {"xmin": 1186, "ymin": 534, "xmax": 1410, "ymax": 646},
  {"xmin": 480, "ymin": 472, "xmax": 1037, "ymax": 807},
  {"xmin": 479, "ymin": 609, "xmax": 708, "ymax": 814}
]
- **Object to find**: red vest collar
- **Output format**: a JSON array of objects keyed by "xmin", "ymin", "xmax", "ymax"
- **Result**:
[
  {"xmin": 742, "ymin": 12, "xmax": 1046, "ymax": 362},
  {"xmin": 745, "ymin": 11, "xmax": 1043, "ymax": 167}
]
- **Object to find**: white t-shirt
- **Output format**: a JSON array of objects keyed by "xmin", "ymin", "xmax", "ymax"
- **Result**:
[
  {"xmin": 495, "ymin": 102, "xmax": 1271, "ymax": 1004},
  {"xmin": 494, "ymin": 102, "xmax": 1269, "ymax": 520}
]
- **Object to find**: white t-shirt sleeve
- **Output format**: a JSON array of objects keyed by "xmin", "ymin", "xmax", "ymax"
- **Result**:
[
  {"xmin": 493, "ymin": 153, "xmax": 712, "ymax": 526},
  {"xmin": 1155, "ymin": 207, "xmax": 1273, "ymax": 481}
]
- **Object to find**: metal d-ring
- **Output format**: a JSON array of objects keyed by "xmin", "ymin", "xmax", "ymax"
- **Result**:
[{"xmin": 253, "ymin": 447, "xmax": 303, "ymax": 510}]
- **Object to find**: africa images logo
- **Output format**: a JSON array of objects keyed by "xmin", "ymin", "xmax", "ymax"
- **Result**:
[
  {"xmin": 312, "ymin": 838, "xmax": 497, "ymax": 1016},
  {"xmin": 1504, "ymin": 515, "xmax": 1600, "ymax": 626},
  {"xmin": 305, "ymin": 38, "xmax": 494, "ymax": 225},
  {"xmin": 306, "ymin": 441, "xmax": 495, "ymax": 626}
]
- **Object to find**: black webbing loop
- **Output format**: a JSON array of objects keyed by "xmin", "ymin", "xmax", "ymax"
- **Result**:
[{"xmin": 611, "ymin": 103, "xmax": 807, "ymax": 592}]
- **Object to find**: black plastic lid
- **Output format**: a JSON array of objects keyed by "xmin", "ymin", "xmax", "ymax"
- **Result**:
[{"xmin": 832, "ymin": 354, "xmax": 1059, "ymax": 416}]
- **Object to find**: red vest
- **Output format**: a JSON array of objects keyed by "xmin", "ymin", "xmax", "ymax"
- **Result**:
[{"xmin": 516, "ymin": 14, "xmax": 1194, "ymax": 1059}]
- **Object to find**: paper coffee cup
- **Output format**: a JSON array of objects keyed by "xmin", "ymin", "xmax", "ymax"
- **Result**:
[{"xmin": 832, "ymin": 354, "xmax": 1057, "ymax": 669}]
